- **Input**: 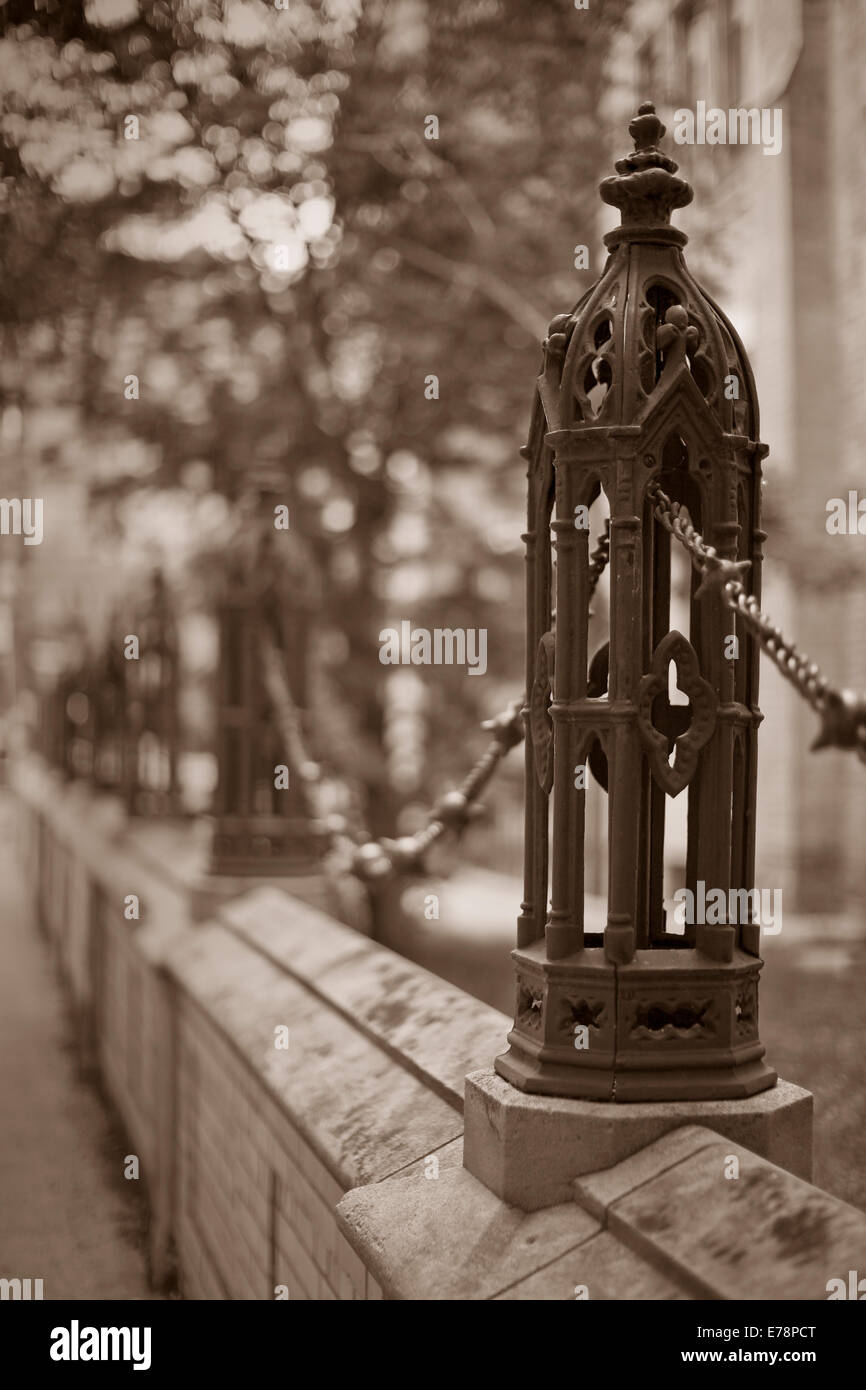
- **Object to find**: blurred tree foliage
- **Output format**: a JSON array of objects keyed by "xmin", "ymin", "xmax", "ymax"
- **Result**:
[{"xmin": 0, "ymin": 0, "xmax": 624, "ymax": 835}]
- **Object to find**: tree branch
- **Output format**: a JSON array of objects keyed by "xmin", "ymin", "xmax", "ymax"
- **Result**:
[{"xmin": 387, "ymin": 235, "xmax": 547, "ymax": 341}]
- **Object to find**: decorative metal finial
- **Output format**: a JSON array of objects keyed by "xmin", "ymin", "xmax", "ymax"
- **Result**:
[
  {"xmin": 629, "ymin": 100, "xmax": 666, "ymax": 153},
  {"xmin": 599, "ymin": 99, "xmax": 693, "ymax": 233}
]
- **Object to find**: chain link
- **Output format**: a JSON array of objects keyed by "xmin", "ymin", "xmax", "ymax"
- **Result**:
[
  {"xmin": 349, "ymin": 517, "xmax": 612, "ymax": 880},
  {"xmin": 261, "ymin": 480, "xmax": 864, "ymax": 893},
  {"xmin": 647, "ymin": 480, "xmax": 866, "ymax": 762},
  {"xmin": 260, "ymin": 519, "xmax": 614, "ymax": 883},
  {"xmin": 588, "ymin": 516, "xmax": 611, "ymax": 591}
]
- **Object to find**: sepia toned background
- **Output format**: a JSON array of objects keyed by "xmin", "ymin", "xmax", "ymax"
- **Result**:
[{"xmin": 0, "ymin": 0, "xmax": 864, "ymax": 1301}]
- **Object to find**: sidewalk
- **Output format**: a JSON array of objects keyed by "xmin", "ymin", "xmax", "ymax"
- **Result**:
[{"xmin": 0, "ymin": 795, "xmax": 163, "ymax": 1301}]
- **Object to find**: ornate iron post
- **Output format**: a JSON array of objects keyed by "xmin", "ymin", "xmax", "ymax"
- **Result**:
[
  {"xmin": 123, "ymin": 569, "xmax": 180, "ymax": 816},
  {"xmin": 208, "ymin": 469, "xmax": 324, "ymax": 879},
  {"xmin": 497, "ymin": 103, "xmax": 774, "ymax": 1101},
  {"xmin": 93, "ymin": 633, "xmax": 127, "ymax": 794}
]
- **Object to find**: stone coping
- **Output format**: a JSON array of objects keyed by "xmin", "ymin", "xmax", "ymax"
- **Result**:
[
  {"xmin": 164, "ymin": 921, "xmax": 464, "ymax": 1193},
  {"xmin": 11, "ymin": 757, "xmax": 195, "ymax": 927},
  {"xmin": 217, "ymin": 888, "xmax": 511, "ymax": 1114},
  {"xmin": 572, "ymin": 1125, "xmax": 866, "ymax": 1302},
  {"xmin": 12, "ymin": 755, "xmax": 512, "ymax": 1114},
  {"xmin": 338, "ymin": 1125, "xmax": 866, "ymax": 1300}
]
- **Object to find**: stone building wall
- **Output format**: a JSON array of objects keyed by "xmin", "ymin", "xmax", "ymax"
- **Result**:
[
  {"xmin": 828, "ymin": 0, "xmax": 866, "ymax": 909},
  {"xmin": 601, "ymin": 0, "xmax": 866, "ymax": 916}
]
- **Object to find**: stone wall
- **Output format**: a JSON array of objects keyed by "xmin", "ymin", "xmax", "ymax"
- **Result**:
[{"xmin": 12, "ymin": 755, "xmax": 866, "ymax": 1300}]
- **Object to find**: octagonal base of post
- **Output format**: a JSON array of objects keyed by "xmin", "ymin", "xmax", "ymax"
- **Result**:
[
  {"xmin": 463, "ymin": 1067, "xmax": 813, "ymax": 1211},
  {"xmin": 498, "ymin": 942, "xmax": 776, "ymax": 1102},
  {"xmin": 495, "ymin": 1044, "xmax": 775, "ymax": 1102}
]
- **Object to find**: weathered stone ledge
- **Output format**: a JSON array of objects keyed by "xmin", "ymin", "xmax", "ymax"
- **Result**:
[
  {"xmin": 338, "ymin": 1123, "xmax": 866, "ymax": 1300},
  {"xmin": 13, "ymin": 754, "xmax": 866, "ymax": 1301}
]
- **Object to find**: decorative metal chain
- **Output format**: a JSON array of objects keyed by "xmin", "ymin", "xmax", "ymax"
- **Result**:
[
  {"xmin": 351, "ymin": 699, "xmax": 525, "ymax": 882},
  {"xmin": 647, "ymin": 480, "xmax": 866, "ymax": 763},
  {"xmin": 588, "ymin": 516, "xmax": 612, "ymax": 593},
  {"xmin": 259, "ymin": 519, "xmax": 613, "ymax": 883},
  {"xmin": 350, "ymin": 516, "xmax": 612, "ymax": 881},
  {"xmin": 259, "ymin": 623, "xmax": 322, "ymax": 822}
]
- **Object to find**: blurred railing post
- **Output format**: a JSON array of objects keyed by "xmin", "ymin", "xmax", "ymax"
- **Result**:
[
  {"xmin": 93, "ymin": 636, "xmax": 126, "ymax": 795},
  {"xmin": 123, "ymin": 569, "xmax": 180, "ymax": 816},
  {"xmin": 208, "ymin": 468, "xmax": 325, "ymax": 880}
]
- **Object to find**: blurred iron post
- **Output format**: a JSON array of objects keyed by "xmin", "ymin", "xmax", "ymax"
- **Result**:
[
  {"xmin": 122, "ymin": 569, "xmax": 180, "ymax": 816},
  {"xmin": 497, "ymin": 103, "xmax": 775, "ymax": 1101},
  {"xmin": 40, "ymin": 671, "xmax": 71, "ymax": 777},
  {"xmin": 208, "ymin": 467, "xmax": 324, "ymax": 878},
  {"xmin": 93, "ymin": 634, "xmax": 127, "ymax": 794}
]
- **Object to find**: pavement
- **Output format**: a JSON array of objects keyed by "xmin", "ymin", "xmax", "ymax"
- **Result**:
[{"xmin": 0, "ymin": 795, "xmax": 163, "ymax": 1301}]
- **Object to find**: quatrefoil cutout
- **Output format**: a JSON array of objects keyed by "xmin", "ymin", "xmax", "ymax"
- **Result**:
[
  {"xmin": 529, "ymin": 631, "xmax": 556, "ymax": 793},
  {"xmin": 636, "ymin": 630, "xmax": 717, "ymax": 796}
]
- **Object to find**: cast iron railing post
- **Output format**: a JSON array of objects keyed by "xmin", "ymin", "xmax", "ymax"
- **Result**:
[
  {"xmin": 208, "ymin": 468, "xmax": 324, "ymax": 879},
  {"xmin": 497, "ymin": 103, "xmax": 775, "ymax": 1102}
]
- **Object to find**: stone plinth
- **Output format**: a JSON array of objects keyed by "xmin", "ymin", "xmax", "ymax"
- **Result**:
[{"xmin": 463, "ymin": 1066, "xmax": 813, "ymax": 1211}]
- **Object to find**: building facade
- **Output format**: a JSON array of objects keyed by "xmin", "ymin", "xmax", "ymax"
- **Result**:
[{"xmin": 602, "ymin": 0, "xmax": 866, "ymax": 917}]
